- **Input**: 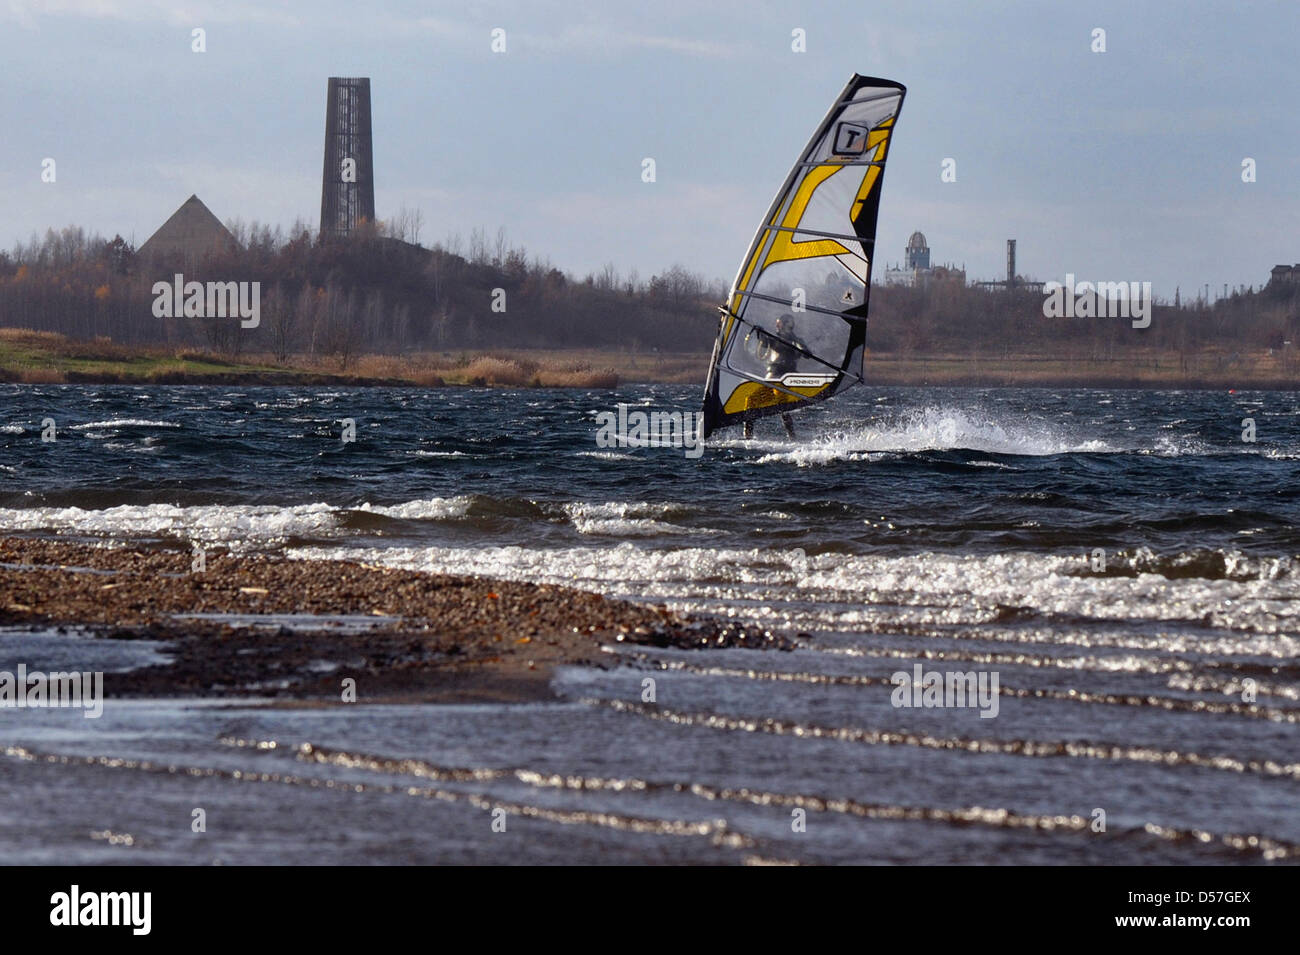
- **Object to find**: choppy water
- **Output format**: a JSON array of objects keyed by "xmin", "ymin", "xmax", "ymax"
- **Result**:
[{"xmin": 1, "ymin": 384, "xmax": 1298, "ymax": 864}]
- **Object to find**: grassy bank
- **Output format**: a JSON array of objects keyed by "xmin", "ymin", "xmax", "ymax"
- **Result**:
[
  {"xmin": 0, "ymin": 329, "xmax": 624, "ymax": 388},
  {"xmin": 3, "ymin": 328, "xmax": 1297, "ymax": 390}
]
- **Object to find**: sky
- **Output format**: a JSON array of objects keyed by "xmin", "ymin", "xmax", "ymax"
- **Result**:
[{"xmin": 1, "ymin": 0, "xmax": 1296, "ymax": 300}]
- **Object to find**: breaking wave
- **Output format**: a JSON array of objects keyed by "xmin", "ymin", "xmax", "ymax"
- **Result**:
[
  {"xmin": 67, "ymin": 419, "xmax": 180, "ymax": 431},
  {"xmin": 753, "ymin": 406, "xmax": 1117, "ymax": 464}
]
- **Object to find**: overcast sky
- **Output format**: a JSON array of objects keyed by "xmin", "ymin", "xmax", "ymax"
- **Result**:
[{"xmin": 2, "ymin": 0, "xmax": 1296, "ymax": 299}]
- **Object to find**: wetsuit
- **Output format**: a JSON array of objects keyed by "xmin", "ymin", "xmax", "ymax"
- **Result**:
[{"xmin": 743, "ymin": 329, "xmax": 802, "ymax": 439}]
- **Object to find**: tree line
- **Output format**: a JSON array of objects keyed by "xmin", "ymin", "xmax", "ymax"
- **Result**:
[
  {"xmin": 1, "ymin": 221, "xmax": 1296, "ymax": 369},
  {"xmin": 865, "ymin": 276, "xmax": 1300, "ymax": 366},
  {"xmin": 0, "ymin": 222, "xmax": 725, "ymax": 360}
]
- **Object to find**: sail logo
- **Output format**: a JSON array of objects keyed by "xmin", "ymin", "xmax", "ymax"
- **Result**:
[
  {"xmin": 832, "ymin": 122, "xmax": 871, "ymax": 155},
  {"xmin": 891, "ymin": 664, "xmax": 1000, "ymax": 719},
  {"xmin": 152, "ymin": 273, "xmax": 261, "ymax": 328},
  {"xmin": 779, "ymin": 374, "xmax": 833, "ymax": 388},
  {"xmin": 595, "ymin": 404, "xmax": 704, "ymax": 458},
  {"xmin": 1042, "ymin": 274, "xmax": 1152, "ymax": 328}
]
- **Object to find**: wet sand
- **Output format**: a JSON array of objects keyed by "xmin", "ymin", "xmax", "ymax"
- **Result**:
[{"xmin": 0, "ymin": 536, "xmax": 792, "ymax": 704}]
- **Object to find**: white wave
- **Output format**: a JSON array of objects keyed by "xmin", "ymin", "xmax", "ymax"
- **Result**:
[
  {"xmin": 751, "ymin": 407, "xmax": 1115, "ymax": 464},
  {"xmin": 103, "ymin": 442, "xmax": 159, "ymax": 453},
  {"xmin": 559, "ymin": 501, "xmax": 704, "ymax": 537},
  {"xmin": 0, "ymin": 502, "xmax": 339, "ymax": 546},
  {"xmin": 573, "ymin": 518, "xmax": 706, "ymax": 537},
  {"xmin": 0, "ymin": 425, "xmax": 23, "ymax": 434},
  {"xmin": 354, "ymin": 497, "xmax": 473, "ymax": 520},
  {"xmin": 0, "ymin": 496, "xmax": 480, "ymax": 545},
  {"xmin": 68, "ymin": 419, "xmax": 180, "ymax": 430},
  {"xmin": 561, "ymin": 502, "xmax": 679, "ymax": 521},
  {"xmin": 574, "ymin": 450, "xmax": 638, "ymax": 460},
  {"xmin": 287, "ymin": 543, "xmax": 1300, "ymax": 641},
  {"xmin": 1147, "ymin": 434, "xmax": 1213, "ymax": 457}
]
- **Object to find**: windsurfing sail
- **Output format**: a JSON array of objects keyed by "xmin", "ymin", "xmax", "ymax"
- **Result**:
[{"xmin": 701, "ymin": 74, "xmax": 905, "ymax": 438}]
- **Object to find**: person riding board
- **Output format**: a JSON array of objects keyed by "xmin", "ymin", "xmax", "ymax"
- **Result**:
[{"xmin": 743, "ymin": 313, "xmax": 804, "ymax": 439}]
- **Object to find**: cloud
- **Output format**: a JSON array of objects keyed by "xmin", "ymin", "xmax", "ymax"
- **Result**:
[
  {"xmin": 1, "ymin": 0, "xmax": 300, "ymax": 28},
  {"xmin": 407, "ymin": 12, "xmax": 739, "ymax": 58},
  {"xmin": 530, "ymin": 23, "xmax": 737, "ymax": 58},
  {"xmin": 533, "ymin": 181, "xmax": 747, "ymax": 226}
]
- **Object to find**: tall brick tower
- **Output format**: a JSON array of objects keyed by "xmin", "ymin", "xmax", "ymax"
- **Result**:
[{"xmin": 320, "ymin": 77, "xmax": 375, "ymax": 237}]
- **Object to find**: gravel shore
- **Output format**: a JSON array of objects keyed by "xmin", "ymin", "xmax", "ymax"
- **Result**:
[{"xmin": 0, "ymin": 535, "xmax": 778, "ymax": 704}]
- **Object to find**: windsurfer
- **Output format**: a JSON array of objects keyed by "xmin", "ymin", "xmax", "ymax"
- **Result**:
[
  {"xmin": 763, "ymin": 314, "xmax": 806, "ymax": 379},
  {"xmin": 743, "ymin": 313, "xmax": 802, "ymax": 439},
  {"xmin": 699, "ymin": 75, "xmax": 904, "ymax": 445}
]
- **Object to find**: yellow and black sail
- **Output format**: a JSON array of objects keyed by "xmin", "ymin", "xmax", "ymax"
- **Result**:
[{"xmin": 701, "ymin": 74, "xmax": 905, "ymax": 438}]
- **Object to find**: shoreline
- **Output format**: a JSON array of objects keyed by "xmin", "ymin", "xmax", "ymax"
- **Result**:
[
  {"xmin": 3, "ymin": 360, "xmax": 1297, "ymax": 391},
  {"xmin": 4, "ymin": 330, "xmax": 1299, "ymax": 390},
  {"xmin": 0, "ymin": 536, "xmax": 791, "ymax": 705}
]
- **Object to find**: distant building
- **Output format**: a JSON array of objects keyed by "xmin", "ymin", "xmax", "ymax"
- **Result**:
[
  {"xmin": 972, "ymin": 238, "xmax": 1045, "ymax": 292},
  {"xmin": 137, "ymin": 194, "xmax": 238, "ymax": 264},
  {"xmin": 904, "ymin": 230, "xmax": 930, "ymax": 270},
  {"xmin": 1269, "ymin": 264, "xmax": 1300, "ymax": 285},
  {"xmin": 320, "ymin": 77, "xmax": 376, "ymax": 238},
  {"xmin": 882, "ymin": 231, "xmax": 965, "ymax": 287}
]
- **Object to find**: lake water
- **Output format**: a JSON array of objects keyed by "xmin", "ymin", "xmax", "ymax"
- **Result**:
[{"xmin": 1, "ymin": 383, "xmax": 1297, "ymax": 864}]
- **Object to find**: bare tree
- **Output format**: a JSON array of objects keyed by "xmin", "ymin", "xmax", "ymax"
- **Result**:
[
  {"xmin": 597, "ymin": 262, "xmax": 619, "ymax": 292},
  {"xmin": 266, "ymin": 284, "xmax": 298, "ymax": 362},
  {"xmin": 492, "ymin": 227, "xmax": 508, "ymax": 268},
  {"xmin": 406, "ymin": 207, "xmax": 425, "ymax": 245},
  {"xmin": 468, "ymin": 227, "xmax": 489, "ymax": 266},
  {"xmin": 385, "ymin": 206, "xmax": 426, "ymax": 245}
]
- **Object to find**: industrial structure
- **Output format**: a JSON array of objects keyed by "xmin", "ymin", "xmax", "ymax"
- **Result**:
[
  {"xmin": 973, "ymin": 239, "xmax": 1044, "ymax": 292},
  {"xmin": 320, "ymin": 77, "xmax": 376, "ymax": 238}
]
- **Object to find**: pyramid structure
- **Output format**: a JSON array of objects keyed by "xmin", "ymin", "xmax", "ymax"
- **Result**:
[{"xmin": 138, "ymin": 194, "xmax": 238, "ymax": 261}]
